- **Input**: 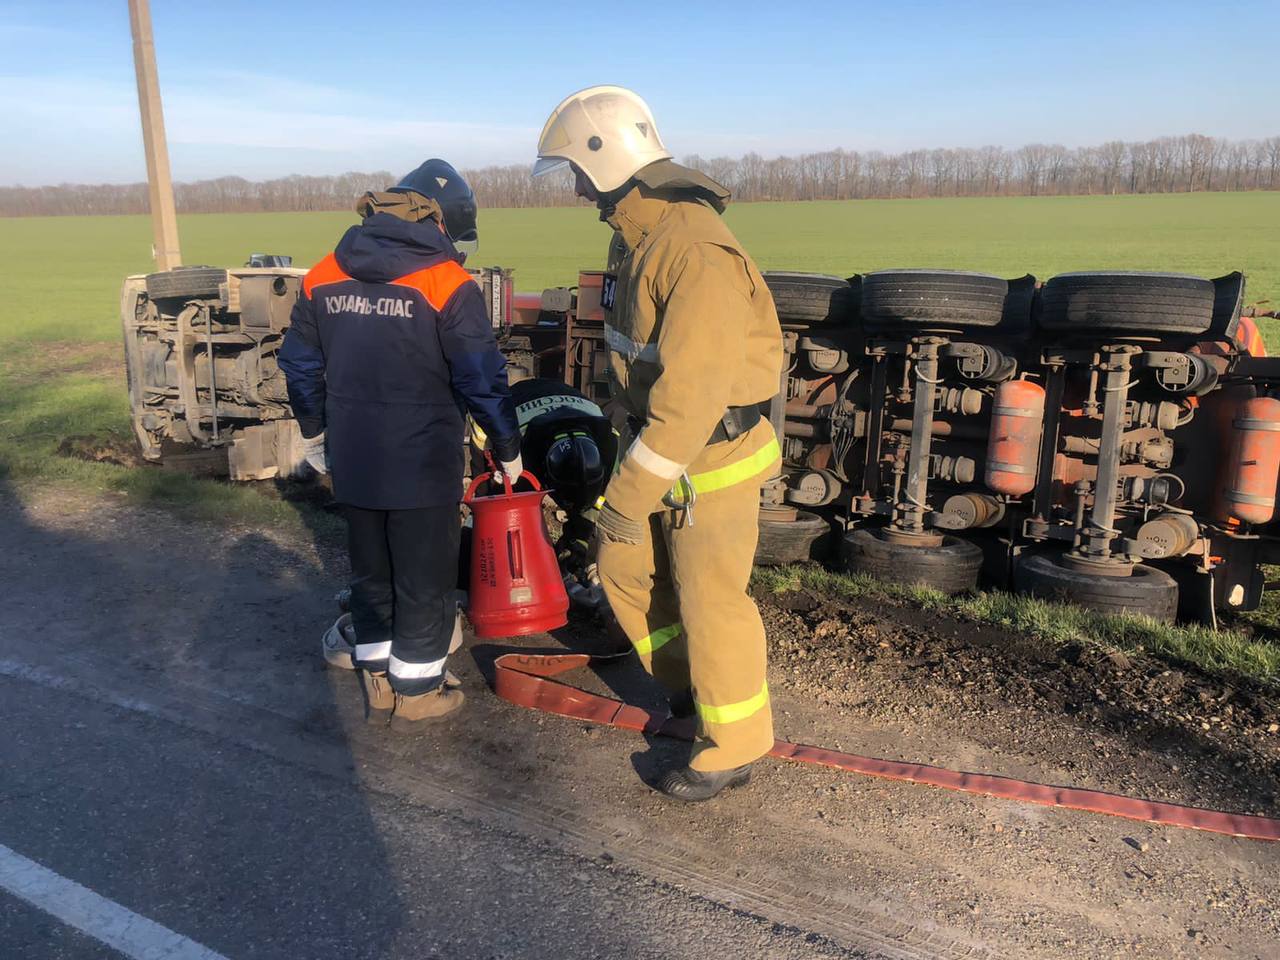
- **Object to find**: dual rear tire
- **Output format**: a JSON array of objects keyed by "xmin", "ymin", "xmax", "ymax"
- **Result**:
[{"xmin": 1013, "ymin": 552, "xmax": 1178, "ymax": 623}]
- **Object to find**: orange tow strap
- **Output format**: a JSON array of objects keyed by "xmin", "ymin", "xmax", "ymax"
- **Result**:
[{"xmin": 493, "ymin": 652, "xmax": 1280, "ymax": 842}]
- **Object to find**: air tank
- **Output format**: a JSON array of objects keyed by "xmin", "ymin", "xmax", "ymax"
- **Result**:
[
  {"xmin": 985, "ymin": 380, "xmax": 1045, "ymax": 496},
  {"xmin": 1224, "ymin": 396, "xmax": 1280, "ymax": 524}
]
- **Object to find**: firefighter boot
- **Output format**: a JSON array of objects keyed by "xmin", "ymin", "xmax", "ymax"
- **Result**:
[
  {"xmin": 360, "ymin": 671, "xmax": 394, "ymax": 725},
  {"xmin": 658, "ymin": 763, "xmax": 752, "ymax": 802},
  {"xmin": 390, "ymin": 687, "xmax": 465, "ymax": 732}
]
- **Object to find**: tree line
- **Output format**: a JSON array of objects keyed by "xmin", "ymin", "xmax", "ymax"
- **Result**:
[{"xmin": 4, "ymin": 133, "xmax": 1278, "ymax": 217}]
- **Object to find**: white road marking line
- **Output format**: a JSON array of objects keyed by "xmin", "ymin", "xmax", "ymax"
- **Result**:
[{"xmin": 0, "ymin": 843, "xmax": 228, "ymax": 960}]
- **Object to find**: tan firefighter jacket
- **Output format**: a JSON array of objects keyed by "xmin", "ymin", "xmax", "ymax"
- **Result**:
[{"xmin": 599, "ymin": 180, "xmax": 783, "ymax": 520}]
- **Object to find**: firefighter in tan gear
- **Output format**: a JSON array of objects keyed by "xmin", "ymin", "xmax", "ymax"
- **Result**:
[{"xmin": 534, "ymin": 86, "xmax": 783, "ymax": 801}]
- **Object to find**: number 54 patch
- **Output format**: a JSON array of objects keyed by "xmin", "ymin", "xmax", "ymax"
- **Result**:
[{"xmin": 601, "ymin": 274, "xmax": 617, "ymax": 311}]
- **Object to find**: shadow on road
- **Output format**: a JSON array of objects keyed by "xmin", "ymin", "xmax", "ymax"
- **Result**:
[{"xmin": 0, "ymin": 477, "xmax": 404, "ymax": 956}]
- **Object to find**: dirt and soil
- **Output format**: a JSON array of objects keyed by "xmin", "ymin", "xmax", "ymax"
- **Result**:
[{"xmin": 2, "ymin": 485, "xmax": 1278, "ymax": 958}]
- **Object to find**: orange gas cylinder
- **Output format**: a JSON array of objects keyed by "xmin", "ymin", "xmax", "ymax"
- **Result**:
[
  {"xmin": 1224, "ymin": 396, "xmax": 1280, "ymax": 524},
  {"xmin": 985, "ymin": 380, "xmax": 1045, "ymax": 496},
  {"xmin": 463, "ymin": 470, "xmax": 569, "ymax": 639}
]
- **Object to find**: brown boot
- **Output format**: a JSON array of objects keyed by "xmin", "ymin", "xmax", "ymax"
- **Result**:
[
  {"xmin": 360, "ymin": 671, "xmax": 394, "ymax": 725},
  {"xmin": 390, "ymin": 686, "xmax": 465, "ymax": 732}
]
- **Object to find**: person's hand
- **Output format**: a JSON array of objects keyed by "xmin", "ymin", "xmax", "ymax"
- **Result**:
[
  {"xmin": 595, "ymin": 501, "xmax": 644, "ymax": 545},
  {"xmin": 499, "ymin": 453, "xmax": 523, "ymax": 486},
  {"xmin": 302, "ymin": 433, "xmax": 329, "ymax": 475}
]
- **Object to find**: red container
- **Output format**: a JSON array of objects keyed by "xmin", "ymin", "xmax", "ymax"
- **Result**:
[
  {"xmin": 1225, "ymin": 396, "xmax": 1280, "ymax": 524},
  {"xmin": 985, "ymin": 380, "xmax": 1045, "ymax": 497},
  {"xmin": 463, "ymin": 469, "xmax": 569, "ymax": 638}
]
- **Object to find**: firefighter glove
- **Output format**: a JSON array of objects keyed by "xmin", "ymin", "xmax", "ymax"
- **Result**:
[
  {"xmin": 302, "ymin": 433, "xmax": 329, "ymax": 475},
  {"xmin": 595, "ymin": 501, "xmax": 644, "ymax": 545}
]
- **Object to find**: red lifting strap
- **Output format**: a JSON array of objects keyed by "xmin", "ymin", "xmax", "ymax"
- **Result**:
[{"xmin": 493, "ymin": 652, "xmax": 1280, "ymax": 842}]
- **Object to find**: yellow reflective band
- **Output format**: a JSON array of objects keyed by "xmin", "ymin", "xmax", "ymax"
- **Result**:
[
  {"xmin": 696, "ymin": 682, "xmax": 770, "ymax": 725},
  {"xmin": 633, "ymin": 623, "xmax": 681, "ymax": 657},
  {"xmin": 594, "ymin": 495, "xmax": 607, "ymax": 509},
  {"xmin": 688, "ymin": 435, "xmax": 782, "ymax": 495}
]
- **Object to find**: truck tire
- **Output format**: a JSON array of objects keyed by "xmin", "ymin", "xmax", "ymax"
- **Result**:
[
  {"xmin": 1038, "ymin": 272, "xmax": 1215, "ymax": 336},
  {"xmin": 840, "ymin": 527, "xmax": 983, "ymax": 594},
  {"xmin": 145, "ymin": 266, "xmax": 227, "ymax": 301},
  {"xmin": 861, "ymin": 269, "xmax": 1009, "ymax": 330},
  {"xmin": 755, "ymin": 511, "xmax": 832, "ymax": 565},
  {"xmin": 1014, "ymin": 552, "xmax": 1178, "ymax": 623},
  {"xmin": 762, "ymin": 273, "xmax": 858, "ymax": 325}
]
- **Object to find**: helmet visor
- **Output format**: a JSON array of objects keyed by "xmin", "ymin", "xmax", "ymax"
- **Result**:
[
  {"xmin": 532, "ymin": 156, "xmax": 570, "ymax": 179},
  {"xmin": 453, "ymin": 238, "xmax": 479, "ymax": 260}
]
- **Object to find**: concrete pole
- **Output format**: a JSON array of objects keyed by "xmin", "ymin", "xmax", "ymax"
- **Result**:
[{"xmin": 128, "ymin": 0, "xmax": 182, "ymax": 270}]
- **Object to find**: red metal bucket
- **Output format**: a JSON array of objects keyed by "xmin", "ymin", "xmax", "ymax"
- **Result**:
[{"xmin": 462, "ymin": 469, "xmax": 569, "ymax": 639}]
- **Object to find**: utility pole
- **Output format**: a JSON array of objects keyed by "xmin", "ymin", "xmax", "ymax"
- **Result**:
[{"xmin": 128, "ymin": 0, "xmax": 182, "ymax": 270}]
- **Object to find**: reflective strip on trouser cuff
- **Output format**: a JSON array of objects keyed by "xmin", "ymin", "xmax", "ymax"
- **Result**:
[
  {"xmin": 688, "ymin": 435, "xmax": 781, "ymax": 495},
  {"xmin": 696, "ymin": 682, "xmax": 770, "ymax": 725},
  {"xmin": 633, "ymin": 623, "xmax": 681, "ymax": 657},
  {"xmin": 626, "ymin": 436, "xmax": 685, "ymax": 481},
  {"xmin": 388, "ymin": 653, "xmax": 446, "ymax": 680},
  {"xmin": 354, "ymin": 641, "xmax": 392, "ymax": 663}
]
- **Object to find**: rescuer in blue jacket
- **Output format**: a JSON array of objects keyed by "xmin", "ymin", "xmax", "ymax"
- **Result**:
[{"xmin": 279, "ymin": 159, "xmax": 521, "ymax": 729}]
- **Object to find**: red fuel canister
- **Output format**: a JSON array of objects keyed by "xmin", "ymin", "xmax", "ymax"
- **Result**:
[
  {"xmin": 1225, "ymin": 396, "xmax": 1280, "ymax": 524},
  {"xmin": 985, "ymin": 380, "xmax": 1045, "ymax": 497},
  {"xmin": 463, "ymin": 470, "xmax": 569, "ymax": 639}
]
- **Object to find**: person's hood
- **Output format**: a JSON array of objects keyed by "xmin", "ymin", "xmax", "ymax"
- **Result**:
[
  {"xmin": 334, "ymin": 212, "xmax": 459, "ymax": 283},
  {"xmin": 632, "ymin": 159, "xmax": 730, "ymax": 212},
  {"xmin": 601, "ymin": 160, "xmax": 731, "ymax": 249}
]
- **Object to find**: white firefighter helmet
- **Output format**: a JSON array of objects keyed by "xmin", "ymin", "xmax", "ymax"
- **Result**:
[{"xmin": 533, "ymin": 85, "xmax": 672, "ymax": 193}]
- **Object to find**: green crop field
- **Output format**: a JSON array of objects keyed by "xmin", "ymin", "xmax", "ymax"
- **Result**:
[{"xmin": 1, "ymin": 191, "xmax": 1278, "ymax": 672}]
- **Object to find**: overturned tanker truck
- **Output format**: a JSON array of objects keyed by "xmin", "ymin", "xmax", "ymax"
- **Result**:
[{"xmin": 120, "ymin": 261, "xmax": 1280, "ymax": 623}]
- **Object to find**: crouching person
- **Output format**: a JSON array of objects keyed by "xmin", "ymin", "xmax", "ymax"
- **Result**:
[{"xmin": 280, "ymin": 159, "xmax": 521, "ymax": 729}]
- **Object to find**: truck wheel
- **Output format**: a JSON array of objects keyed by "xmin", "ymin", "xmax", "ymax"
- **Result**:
[
  {"xmin": 840, "ymin": 527, "xmax": 983, "ymax": 594},
  {"xmin": 762, "ymin": 273, "xmax": 858, "ymax": 325},
  {"xmin": 1038, "ymin": 272, "xmax": 1215, "ymax": 336},
  {"xmin": 145, "ymin": 266, "xmax": 227, "ymax": 301},
  {"xmin": 755, "ymin": 510, "xmax": 832, "ymax": 565},
  {"xmin": 861, "ymin": 270, "xmax": 1009, "ymax": 330},
  {"xmin": 1014, "ymin": 552, "xmax": 1179, "ymax": 623}
]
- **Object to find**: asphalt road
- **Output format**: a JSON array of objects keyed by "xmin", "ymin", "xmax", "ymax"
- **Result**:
[
  {"xmin": 7, "ymin": 488, "xmax": 1276, "ymax": 959},
  {"xmin": 0, "ymin": 490, "xmax": 872, "ymax": 960},
  {"xmin": 0, "ymin": 672, "xmax": 862, "ymax": 960}
]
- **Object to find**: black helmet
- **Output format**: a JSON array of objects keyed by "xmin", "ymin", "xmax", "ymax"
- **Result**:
[
  {"xmin": 545, "ymin": 430, "xmax": 606, "ymax": 510},
  {"xmin": 390, "ymin": 159, "xmax": 478, "ymax": 243}
]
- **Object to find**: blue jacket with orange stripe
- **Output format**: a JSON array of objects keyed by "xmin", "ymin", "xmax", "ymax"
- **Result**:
[{"xmin": 279, "ymin": 212, "xmax": 520, "ymax": 509}]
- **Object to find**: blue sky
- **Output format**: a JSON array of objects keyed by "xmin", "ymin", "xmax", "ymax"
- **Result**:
[{"xmin": 1, "ymin": 0, "xmax": 1276, "ymax": 186}]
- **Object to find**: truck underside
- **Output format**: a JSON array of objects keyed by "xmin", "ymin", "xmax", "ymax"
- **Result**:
[{"xmin": 120, "ymin": 261, "xmax": 1280, "ymax": 623}]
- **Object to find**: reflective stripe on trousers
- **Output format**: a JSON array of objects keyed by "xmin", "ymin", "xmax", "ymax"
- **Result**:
[
  {"xmin": 634, "ymin": 623, "xmax": 681, "ymax": 657},
  {"xmin": 354, "ymin": 640, "xmax": 392, "ymax": 664},
  {"xmin": 696, "ymin": 681, "xmax": 769, "ymax": 726},
  {"xmin": 388, "ymin": 654, "xmax": 446, "ymax": 681}
]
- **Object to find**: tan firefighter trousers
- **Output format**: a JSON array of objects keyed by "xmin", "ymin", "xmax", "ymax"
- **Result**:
[{"xmin": 598, "ymin": 472, "xmax": 774, "ymax": 772}]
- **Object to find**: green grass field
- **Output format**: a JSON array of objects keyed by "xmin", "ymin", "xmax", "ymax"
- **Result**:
[{"xmin": 1, "ymin": 192, "xmax": 1278, "ymax": 672}]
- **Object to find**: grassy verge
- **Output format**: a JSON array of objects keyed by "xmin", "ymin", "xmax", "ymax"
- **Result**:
[
  {"xmin": 753, "ymin": 564, "xmax": 1280, "ymax": 687},
  {"xmin": 0, "ymin": 342, "xmax": 341, "ymax": 538}
]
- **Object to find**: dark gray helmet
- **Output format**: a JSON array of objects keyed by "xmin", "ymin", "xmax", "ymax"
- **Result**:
[
  {"xmin": 545, "ymin": 430, "xmax": 606, "ymax": 511},
  {"xmin": 390, "ymin": 159, "xmax": 478, "ymax": 243}
]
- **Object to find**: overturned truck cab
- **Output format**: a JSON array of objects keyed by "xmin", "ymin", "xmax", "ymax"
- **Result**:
[{"xmin": 120, "ymin": 261, "xmax": 512, "ymax": 481}]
